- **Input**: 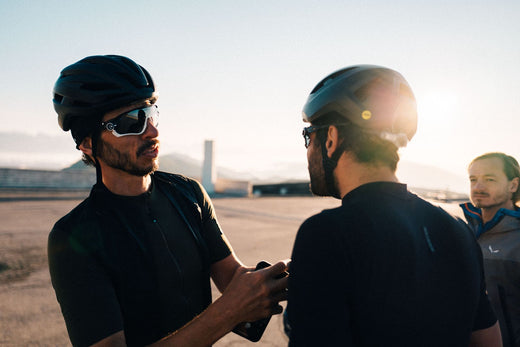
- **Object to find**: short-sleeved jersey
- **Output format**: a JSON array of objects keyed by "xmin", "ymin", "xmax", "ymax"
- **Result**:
[
  {"xmin": 287, "ymin": 182, "xmax": 496, "ymax": 346},
  {"xmin": 48, "ymin": 172, "xmax": 232, "ymax": 347}
]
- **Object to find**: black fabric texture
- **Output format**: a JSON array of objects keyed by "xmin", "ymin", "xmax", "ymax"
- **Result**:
[
  {"xmin": 287, "ymin": 182, "xmax": 496, "ymax": 347},
  {"xmin": 48, "ymin": 172, "xmax": 231, "ymax": 346}
]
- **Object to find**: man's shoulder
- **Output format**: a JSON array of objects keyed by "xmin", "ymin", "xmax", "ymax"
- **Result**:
[
  {"xmin": 153, "ymin": 171, "xmax": 202, "ymax": 190},
  {"xmin": 488, "ymin": 210, "xmax": 520, "ymax": 235},
  {"xmin": 54, "ymin": 197, "xmax": 92, "ymax": 227},
  {"xmin": 300, "ymin": 203, "xmax": 365, "ymax": 236},
  {"xmin": 154, "ymin": 171, "xmax": 195, "ymax": 183},
  {"xmin": 49, "ymin": 196, "xmax": 99, "ymax": 245},
  {"xmin": 500, "ymin": 207, "xmax": 520, "ymax": 220}
]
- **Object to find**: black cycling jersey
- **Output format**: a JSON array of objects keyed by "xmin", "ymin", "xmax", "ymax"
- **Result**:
[
  {"xmin": 287, "ymin": 182, "xmax": 496, "ymax": 346},
  {"xmin": 48, "ymin": 172, "xmax": 232, "ymax": 347}
]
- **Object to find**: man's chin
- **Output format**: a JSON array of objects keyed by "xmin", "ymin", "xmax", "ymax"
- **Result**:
[
  {"xmin": 470, "ymin": 199, "xmax": 485, "ymax": 208},
  {"xmin": 309, "ymin": 182, "xmax": 329, "ymax": 197},
  {"xmin": 127, "ymin": 162, "xmax": 159, "ymax": 177}
]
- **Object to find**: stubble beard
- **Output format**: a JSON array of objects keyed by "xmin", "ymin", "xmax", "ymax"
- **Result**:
[
  {"xmin": 97, "ymin": 139, "xmax": 159, "ymax": 177},
  {"xmin": 308, "ymin": 149, "xmax": 329, "ymax": 197},
  {"xmin": 472, "ymin": 192, "xmax": 512, "ymax": 211}
]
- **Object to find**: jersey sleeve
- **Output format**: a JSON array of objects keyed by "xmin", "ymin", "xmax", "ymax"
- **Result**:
[
  {"xmin": 189, "ymin": 179, "xmax": 232, "ymax": 263},
  {"xmin": 287, "ymin": 214, "xmax": 353, "ymax": 346},
  {"xmin": 48, "ymin": 222, "xmax": 123, "ymax": 347}
]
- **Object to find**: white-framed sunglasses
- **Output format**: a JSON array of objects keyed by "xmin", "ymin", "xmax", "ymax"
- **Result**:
[{"xmin": 101, "ymin": 105, "xmax": 159, "ymax": 137}]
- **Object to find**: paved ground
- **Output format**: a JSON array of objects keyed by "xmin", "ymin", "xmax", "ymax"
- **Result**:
[{"xmin": 0, "ymin": 192, "xmax": 463, "ymax": 346}]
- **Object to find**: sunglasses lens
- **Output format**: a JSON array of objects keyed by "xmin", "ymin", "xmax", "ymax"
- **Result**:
[
  {"xmin": 117, "ymin": 111, "xmax": 146, "ymax": 135},
  {"xmin": 107, "ymin": 105, "xmax": 159, "ymax": 136},
  {"xmin": 302, "ymin": 128, "xmax": 311, "ymax": 148}
]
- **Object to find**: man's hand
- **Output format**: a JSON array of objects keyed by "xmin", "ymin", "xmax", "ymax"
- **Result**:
[
  {"xmin": 147, "ymin": 258, "xmax": 290, "ymax": 347},
  {"xmin": 218, "ymin": 260, "xmax": 289, "ymax": 326}
]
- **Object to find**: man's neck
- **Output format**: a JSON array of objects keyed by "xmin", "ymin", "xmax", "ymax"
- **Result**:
[
  {"xmin": 101, "ymin": 169, "xmax": 152, "ymax": 196},
  {"xmin": 336, "ymin": 154, "xmax": 399, "ymax": 199},
  {"xmin": 481, "ymin": 202, "xmax": 515, "ymax": 224}
]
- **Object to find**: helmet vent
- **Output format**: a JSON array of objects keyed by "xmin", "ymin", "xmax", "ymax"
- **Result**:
[
  {"xmin": 81, "ymin": 82, "xmax": 119, "ymax": 92},
  {"xmin": 54, "ymin": 94, "xmax": 63, "ymax": 103},
  {"xmin": 310, "ymin": 67, "xmax": 357, "ymax": 95}
]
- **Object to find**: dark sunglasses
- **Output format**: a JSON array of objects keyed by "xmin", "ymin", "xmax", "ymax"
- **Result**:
[
  {"xmin": 302, "ymin": 125, "xmax": 331, "ymax": 148},
  {"xmin": 302, "ymin": 123, "xmax": 350, "ymax": 148},
  {"xmin": 101, "ymin": 105, "xmax": 159, "ymax": 137}
]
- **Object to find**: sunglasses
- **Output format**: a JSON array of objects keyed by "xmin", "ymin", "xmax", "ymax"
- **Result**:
[
  {"xmin": 101, "ymin": 105, "xmax": 159, "ymax": 137},
  {"xmin": 302, "ymin": 125, "xmax": 331, "ymax": 148}
]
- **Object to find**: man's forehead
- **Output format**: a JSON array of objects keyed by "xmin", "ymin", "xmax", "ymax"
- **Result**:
[
  {"xmin": 469, "ymin": 157, "xmax": 505, "ymax": 175},
  {"xmin": 103, "ymin": 99, "xmax": 153, "ymax": 121}
]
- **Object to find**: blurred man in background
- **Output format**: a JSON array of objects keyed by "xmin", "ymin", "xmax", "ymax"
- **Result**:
[
  {"xmin": 461, "ymin": 152, "xmax": 520, "ymax": 347},
  {"xmin": 285, "ymin": 65, "xmax": 501, "ymax": 346}
]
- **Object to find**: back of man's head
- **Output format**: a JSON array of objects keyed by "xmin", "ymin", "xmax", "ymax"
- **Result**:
[{"xmin": 302, "ymin": 65, "xmax": 418, "ymax": 171}]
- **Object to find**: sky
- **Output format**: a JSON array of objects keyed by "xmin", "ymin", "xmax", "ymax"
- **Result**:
[{"xmin": 1, "ymin": 0, "xmax": 519, "ymax": 187}]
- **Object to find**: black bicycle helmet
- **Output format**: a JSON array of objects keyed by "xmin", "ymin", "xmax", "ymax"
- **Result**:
[
  {"xmin": 302, "ymin": 65, "xmax": 417, "ymax": 145},
  {"xmin": 53, "ymin": 55, "xmax": 157, "ymax": 144}
]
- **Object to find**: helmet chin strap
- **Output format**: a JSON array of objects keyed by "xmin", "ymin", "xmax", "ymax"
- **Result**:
[
  {"xmin": 91, "ymin": 130, "xmax": 103, "ymax": 184},
  {"xmin": 320, "ymin": 137, "xmax": 345, "ymax": 199}
]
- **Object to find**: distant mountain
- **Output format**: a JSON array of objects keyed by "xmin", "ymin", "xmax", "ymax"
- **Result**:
[
  {"xmin": 62, "ymin": 154, "xmax": 468, "ymax": 193},
  {"xmin": 397, "ymin": 161, "xmax": 468, "ymax": 194},
  {"xmin": 62, "ymin": 152, "xmax": 255, "ymax": 181},
  {"xmin": 0, "ymin": 132, "xmax": 72, "ymax": 153},
  {"xmin": 0, "ymin": 132, "xmax": 80, "ymax": 170},
  {"xmin": 1, "ymin": 132, "xmax": 469, "ymax": 193}
]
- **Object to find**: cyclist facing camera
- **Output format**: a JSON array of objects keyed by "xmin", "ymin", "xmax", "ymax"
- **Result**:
[
  {"xmin": 285, "ymin": 65, "xmax": 501, "ymax": 346},
  {"xmin": 48, "ymin": 55, "xmax": 288, "ymax": 347},
  {"xmin": 461, "ymin": 152, "xmax": 520, "ymax": 347}
]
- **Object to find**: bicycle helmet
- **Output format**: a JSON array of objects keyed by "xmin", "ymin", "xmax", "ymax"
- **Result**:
[
  {"xmin": 302, "ymin": 65, "xmax": 417, "ymax": 146},
  {"xmin": 53, "ymin": 55, "xmax": 157, "ymax": 143}
]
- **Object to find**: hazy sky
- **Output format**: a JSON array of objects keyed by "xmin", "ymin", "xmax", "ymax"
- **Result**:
[{"xmin": 1, "ymin": 0, "xmax": 519, "ymax": 181}]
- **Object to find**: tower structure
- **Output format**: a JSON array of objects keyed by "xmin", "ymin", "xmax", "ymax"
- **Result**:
[{"xmin": 202, "ymin": 139, "xmax": 216, "ymax": 194}]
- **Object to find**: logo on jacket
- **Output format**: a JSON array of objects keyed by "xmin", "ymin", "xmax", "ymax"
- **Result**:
[{"xmin": 488, "ymin": 245, "xmax": 500, "ymax": 254}]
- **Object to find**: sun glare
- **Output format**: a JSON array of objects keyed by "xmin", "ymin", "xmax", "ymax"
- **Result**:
[{"xmin": 417, "ymin": 91, "xmax": 459, "ymax": 126}]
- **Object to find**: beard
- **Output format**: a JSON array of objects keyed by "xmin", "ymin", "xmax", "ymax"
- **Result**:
[
  {"xmin": 308, "ymin": 147, "xmax": 329, "ymax": 197},
  {"xmin": 96, "ymin": 138, "xmax": 159, "ymax": 177},
  {"xmin": 471, "ymin": 190, "xmax": 512, "ymax": 210}
]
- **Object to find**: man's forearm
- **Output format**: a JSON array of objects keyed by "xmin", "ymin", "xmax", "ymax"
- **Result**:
[
  {"xmin": 150, "ymin": 295, "xmax": 239, "ymax": 347},
  {"xmin": 150, "ymin": 261, "xmax": 288, "ymax": 347},
  {"xmin": 469, "ymin": 322, "xmax": 502, "ymax": 347}
]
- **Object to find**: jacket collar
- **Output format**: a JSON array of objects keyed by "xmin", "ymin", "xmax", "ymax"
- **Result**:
[{"xmin": 459, "ymin": 202, "xmax": 520, "ymax": 237}]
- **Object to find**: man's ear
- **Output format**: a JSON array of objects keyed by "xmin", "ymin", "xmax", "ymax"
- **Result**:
[
  {"xmin": 78, "ymin": 137, "xmax": 93, "ymax": 157},
  {"xmin": 510, "ymin": 177, "xmax": 519, "ymax": 194},
  {"xmin": 325, "ymin": 125, "xmax": 340, "ymax": 158}
]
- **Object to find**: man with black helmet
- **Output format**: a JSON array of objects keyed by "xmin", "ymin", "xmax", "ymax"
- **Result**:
[
  {"xmin": 285, "ymin": 65, "xmax": 501, "ymax": 346},
  {"xmin": 48, "ymin": 55, "xmax": 288, "ymax": 346}
]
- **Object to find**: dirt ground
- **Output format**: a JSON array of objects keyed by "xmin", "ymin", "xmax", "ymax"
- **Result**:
[
  {"xmin": 0, "ymin": 193, "xmax": 340, "ymax": 346},
  {"xmin": 0, "ymin": 192, "xmax": 462, "ymax": 346}
]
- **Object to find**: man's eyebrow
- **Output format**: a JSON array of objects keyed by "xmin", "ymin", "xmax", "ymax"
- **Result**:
[{"xmin": 469, "ymin": 174, "xmax": 498, "ymax": 178}]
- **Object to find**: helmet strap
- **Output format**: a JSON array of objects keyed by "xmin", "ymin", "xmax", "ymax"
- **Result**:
[
  {"xmin": 320, "ymin": 137, "xmax": 345, "ymax": 199},
  {"xmin": 90, "ymin": 129, "xmax": 103, "ymax": 184}
]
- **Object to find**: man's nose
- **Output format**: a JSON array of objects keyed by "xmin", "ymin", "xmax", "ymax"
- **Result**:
[
  {"xmin": 143, "ymin": 119, "xmax": 159, "ymax": 138},
  {"xmin": 473, "ymin": 180, "xmax": 485, "ymax": 190}
]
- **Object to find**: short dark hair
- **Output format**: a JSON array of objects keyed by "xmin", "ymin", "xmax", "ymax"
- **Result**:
[
  {"xmin": 314, "ymin": 112, "xmax": 400, "ymax": 171},
  {"xmin": 81, "ymin": 152, "xmax": 96, "ymax": 167},
  {"xmin": 470, "ymin": 152, "xmax": 520, "ymax": 204}
]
